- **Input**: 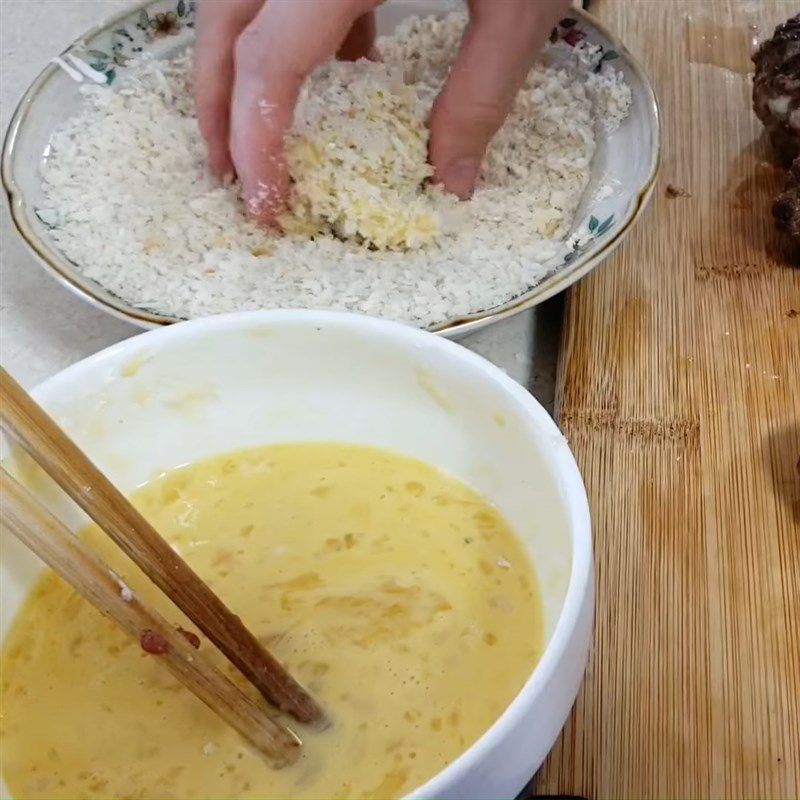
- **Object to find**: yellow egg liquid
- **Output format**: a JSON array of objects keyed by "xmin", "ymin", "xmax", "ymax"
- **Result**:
[{"xmin": 1, "ymin": 443, "xmax": 542, "ymax": 799}]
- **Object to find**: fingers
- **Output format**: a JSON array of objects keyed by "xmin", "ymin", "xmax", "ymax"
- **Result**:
[
  {"xmin": 194, "ymin": 0, "xmax": 263, "ymax": 180},
  {"xmin": 231, "ymin": 0, "xmax": 381, "ymax": 225},
  {"xmin": 429, "ymin": 0, "xmax": 571, "ymax": 198},
  {"xmin": 337, "ymin": 12, "xmax": 377, "ymax": 61},
  {"xmin": 204, "ymin": 0, "xmax": 557, "ymax": 221}
]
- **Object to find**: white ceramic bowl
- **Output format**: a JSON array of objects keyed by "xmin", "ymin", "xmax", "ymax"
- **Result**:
[
  {"xmin": 1, "ymin": 0, "xmax": 659, "ymax": 337},
  {"xmin": 0, "ymin": 311, "xmax": 593, "ymax": 799}
]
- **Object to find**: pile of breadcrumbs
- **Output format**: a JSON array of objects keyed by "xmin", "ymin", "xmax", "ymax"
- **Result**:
[{"xmin": 39, "ymin": 11, "xmax": 631, "ymax": 326}]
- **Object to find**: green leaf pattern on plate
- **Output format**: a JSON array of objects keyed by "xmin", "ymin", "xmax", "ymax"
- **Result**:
[
  {"xmin": 75, "ymin": 0, "xmax": 195, "ymax": 81},
  {"xmin": 595, "ymin": 214, "xmax": 614, "ymax": 236},
  {"xmin": 563, "ymin": 214, "xmax": 615, "ymax": 265}
]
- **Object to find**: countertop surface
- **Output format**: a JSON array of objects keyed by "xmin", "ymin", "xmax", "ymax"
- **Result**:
[{"xmin": 0, "ymin": 0, "xmax": 560, "ymax": 407}]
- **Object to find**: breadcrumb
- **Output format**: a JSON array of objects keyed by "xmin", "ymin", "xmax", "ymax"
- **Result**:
[
  {"xmin": 38, "ymin": 11, "xmax": 631, "ymax": 327},
  {"xmin": 285, "ymin": 60, "xmax": 446, "ymax": 251}
]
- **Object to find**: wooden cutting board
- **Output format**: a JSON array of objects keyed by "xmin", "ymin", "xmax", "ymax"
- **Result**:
[{"xmin": 537, "ymin": 1, "xmax": 800, "ymax": 797}]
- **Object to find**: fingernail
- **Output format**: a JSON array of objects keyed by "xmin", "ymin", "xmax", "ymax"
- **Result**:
[
  {"xmin": 442, "ymin": 157, "xmax": 479, "ymax": 200},
  {"xmin": 367, "ymin": 46, "xmax": 382, "ymax": 62}
]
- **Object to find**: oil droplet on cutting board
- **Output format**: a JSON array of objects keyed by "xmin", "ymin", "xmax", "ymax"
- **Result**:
[{"xmin": 685, "ymin": 16, "xmax": 761, "ymax": 74}]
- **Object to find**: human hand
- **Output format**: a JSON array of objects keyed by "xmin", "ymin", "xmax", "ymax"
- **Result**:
[{"xmin": 194, "ymin": 0, "xmax": 571, "ymax": 226}]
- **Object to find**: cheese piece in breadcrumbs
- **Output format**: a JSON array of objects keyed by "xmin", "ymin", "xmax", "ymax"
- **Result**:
[{"xmin": 284, "ymin": 60, "xmax": 447, "ymax": 251}]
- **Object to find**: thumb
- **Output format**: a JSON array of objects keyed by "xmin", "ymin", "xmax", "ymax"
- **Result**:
[{"xmin": 429, "ymin": 0, "xmax": 570, "ymax": 199}]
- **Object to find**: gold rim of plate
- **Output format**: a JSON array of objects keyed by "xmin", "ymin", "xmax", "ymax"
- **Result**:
[{"xmin": 1, "ymin": 2, "xmax": 661, "ymax": 337}]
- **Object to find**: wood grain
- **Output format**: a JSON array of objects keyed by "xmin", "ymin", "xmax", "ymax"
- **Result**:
[
  {"xmin": 537, "ymin": 1, "xmax": 800, "ymax": 798},
  {"xmin": 0, "ymin": 468, "xmax": 301, "ymax": 766},
  {"xmin": 0, "ymin": 366, "xmax": 326, "ymax": 727}
]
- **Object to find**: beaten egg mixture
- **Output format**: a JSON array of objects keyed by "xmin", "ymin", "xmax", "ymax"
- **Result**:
[{"xmin": 0, "ymin": 443, "xmax": 543, "ymax": 799}]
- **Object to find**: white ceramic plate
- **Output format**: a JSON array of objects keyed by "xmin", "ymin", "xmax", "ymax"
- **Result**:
[
  {"xmin": 1, "ymin": 0, "xmax": 659, "ymax": 337},
  {"xmin": 0, "ymin": 310, "xmax": 593, "ymax": 799}
]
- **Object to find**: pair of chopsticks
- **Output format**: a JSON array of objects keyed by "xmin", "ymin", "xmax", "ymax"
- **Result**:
[{"xmin": 0, "ymin": 367, "xmax": 326, "ymax": 765}]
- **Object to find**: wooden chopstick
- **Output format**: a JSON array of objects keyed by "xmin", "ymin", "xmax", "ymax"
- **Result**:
[
  {"xmin": 0, "ymin": 367, "xmax": 325, "ymax": 726},
  {"xmin": 0, "ymin": 468, "xmax": 301, "ymax": 766}
]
